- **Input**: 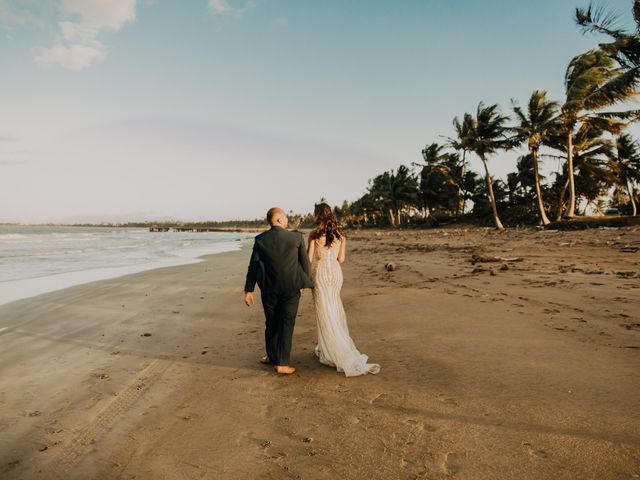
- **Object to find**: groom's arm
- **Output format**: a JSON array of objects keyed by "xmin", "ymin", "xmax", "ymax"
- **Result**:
[{"xmin": 244, "ymin": 241, "xmax": 261, "ymax": 293}]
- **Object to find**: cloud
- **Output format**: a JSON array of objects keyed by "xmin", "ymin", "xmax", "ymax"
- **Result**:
[
  {"xmin": 34, "ymin": 0, "xmax": 136, "ymax": 70},
  {"xmin": 208, "ymin": 0, "xmax": 233, "ymax": 14},
  {"xmin": 208, "ymin": 0, "xmax": 255, "ymax": 17},
  {"xmin": 0, "ymin": 1, "xmax": 48, "ymax": 28},
  {"xmin": 34, "ymin": 40, "xmax": 106, "ymax": 70},
  {"xmin": 61, "ymin": 0, "xmax": 136, "ymax": 31},
  {"xmin": 59, "ymin": 20, "xmax": 98, "ymax": 42}
]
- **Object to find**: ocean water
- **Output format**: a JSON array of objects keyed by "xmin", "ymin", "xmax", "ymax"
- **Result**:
[{"xmin": 0, "ymin": 226, "xmax": 256, "ymax": 306}]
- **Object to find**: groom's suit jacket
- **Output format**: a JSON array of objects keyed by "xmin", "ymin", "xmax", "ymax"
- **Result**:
[{"xmin": 244, "ymin": 226, "xmax": 313, "ymax": 295}]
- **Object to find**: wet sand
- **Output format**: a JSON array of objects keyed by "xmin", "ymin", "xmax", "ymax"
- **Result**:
[{"xmin": 0, "ymin": 226, "xmax": 638, "ymax": 479}]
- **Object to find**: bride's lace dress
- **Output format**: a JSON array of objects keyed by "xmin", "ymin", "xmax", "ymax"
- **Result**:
[{"xmin": 311, "ymin": 238, "xmax": 380, "ymax": 377}]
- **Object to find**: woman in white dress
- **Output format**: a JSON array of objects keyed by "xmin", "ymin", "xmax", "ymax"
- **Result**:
[{"xmin": 307, "ymin": 203, "xmax": 380, "ymax": 377}]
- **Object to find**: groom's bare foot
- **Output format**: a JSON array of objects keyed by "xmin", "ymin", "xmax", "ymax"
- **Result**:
[
  {"xmin": 259, "ymin": 356, "xmax": 271, "ymax": 365},
  {"xmin": 274, "ymin": 365, "xmax": 296, "ymax": 375}
]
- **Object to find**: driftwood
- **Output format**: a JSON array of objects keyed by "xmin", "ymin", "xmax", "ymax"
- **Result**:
[{"xmin": 470, "ymin": 254, "xmax": 523, "ymax": 264}]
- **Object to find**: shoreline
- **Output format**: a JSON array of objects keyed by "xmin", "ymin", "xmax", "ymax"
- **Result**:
[
  {"xmin": 0, "ymin": 230, "xmax": 255, "ymax": 308},
  {"xmin": 0, "ymin": 223, "xmax": 268, "ymax": 233},
  {"xmin": 0, "ymin": 227, "xmax": 638, "ymax": 479}
]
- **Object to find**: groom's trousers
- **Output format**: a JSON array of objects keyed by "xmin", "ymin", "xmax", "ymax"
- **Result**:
[{"xmin": 261, "ymin": 290, "xmax": 301, "ymax": 366}]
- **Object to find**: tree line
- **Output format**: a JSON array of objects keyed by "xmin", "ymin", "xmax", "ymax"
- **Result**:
[{"xmin": 332, "ymin": 1, "xmax": 640, "ymax": 230}]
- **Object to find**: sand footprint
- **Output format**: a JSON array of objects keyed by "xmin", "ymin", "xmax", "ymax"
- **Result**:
[
  {"xmin": 529, "ymin": 449, "xmax": 550, "ymax": 459},
  {"xmin": 404, "ymin": 417, "xmax": 438, "ymax": 433},
  {"xmin": 442, "ymin": 451, "xmax": 466, "ymax": 476},
  {"xmin": 369, "ymin": 392, "xmax": 390, "ymax": 405},
  {"xmin": 437, "ymin": 394, "xmax": 458, "ymax": 406},
  {"xmin": 522, "ymin": 442, "xmax": 550, "ymax": 460}
]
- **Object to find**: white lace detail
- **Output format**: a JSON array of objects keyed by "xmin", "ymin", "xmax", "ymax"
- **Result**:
[{"xmin": 311, "ymin": 237, "xmax": 380, "ymax": 377}]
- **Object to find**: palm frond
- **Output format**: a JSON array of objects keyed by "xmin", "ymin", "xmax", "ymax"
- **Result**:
[
  {"xmin": 584, "ymin": 66, "xmax": 640, "ymax": 110},
  {"xmin": 565, "ymin": 50, "xmax": 615, "ymax": 107},
  {"xmin": 576, "ymin": 4, "xmax": 625, "ymax": 39},
  {"xmin": 598, "ymin": 35, "xmax": 640, "ymax": 68},
  {"xmin": 595, "ymin": 109, "xmax": 640, "ymax": 120},
  {"xmin": 511, "ymin": 105, "xmax": 529, "ymax": 126},
  {"xmin": 583, "ymin": 115, "xmax": 626, "ymax": 134},
  {"xmin": 540, "ymin": 153, "xmax": 567, "ymax": 161},
  {"xmin": 421, "ymin": 142, "xmax": 448, "ymax": 165}
]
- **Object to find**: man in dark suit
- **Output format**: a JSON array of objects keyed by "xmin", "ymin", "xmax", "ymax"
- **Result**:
[{"xmin": 244, "ymin": 207, "xmax": 313, "ymax": 375}]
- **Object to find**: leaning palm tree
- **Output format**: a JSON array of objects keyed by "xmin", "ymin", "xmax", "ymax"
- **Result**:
[
  {"xmin": 610, "ymin": 133, "xmax": 640, "ymax": 215},
  {"xmin": 459, "ymin": 102, "xmax": 514, "ymax": 230},
  {"xmin": 512, "ymin": 90, "xmax": 561, "ymax": 225},
  {"xmin": 561, "ymin": 48, "xmax": 639, "ymax": 217}
]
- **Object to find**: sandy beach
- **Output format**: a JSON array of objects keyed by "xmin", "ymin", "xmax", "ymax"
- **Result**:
[{"xmin": 0, "ymin": 227, "xmax": 638, "ymax": 480}]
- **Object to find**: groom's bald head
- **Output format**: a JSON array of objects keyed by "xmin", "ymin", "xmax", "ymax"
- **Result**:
[{"xmin": 267, "ymin": 207, "xmax": 288, "ymax": 228}]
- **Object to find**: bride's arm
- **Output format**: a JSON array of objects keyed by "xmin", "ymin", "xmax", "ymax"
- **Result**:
[
  {"xmin": 338, "ymin": 236, "xmax": 346, "ymax": 263},
  {"xmin": 307, "ymin": 234, "xmax": 315, "ymax": 263}
]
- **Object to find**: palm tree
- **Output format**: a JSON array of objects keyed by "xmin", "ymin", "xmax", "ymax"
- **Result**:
[
  {"xmin": 461, "ymin": 170, "xmax": 481, "ymax": 214},
  {"xmin": 458, "ymin": 102, "xmax": 514, "ymax": 230},
  {"xmin": 446, "ymin": 113, "xmax": 475, "ymax": 213},
  {"xmin": 514, "ymin": 154, "xmax": 537, "ymax": 195},
  {"xmin": 610, "ymin": 133, "xmax": 640, "ymax": 215},
  {"xmin": 418, "ymin": 143, "xmax": 460, "ymax": 216},
  {"xmin": 368, "ymin": 173, "xmax": 395, "ymax": 226},
  {"xmin": 548, "ymin": 124, "xmax": 614, "ymax": 219},
  {"xmin": 350, "ymin": 191, "xmax": 381, "ymax": 225},
  {"xmin": 561, "ymin": 48, "xmax": 640, "ymax": 218},
  {"xmin": 512, "ymin": 90, "xmax": 560, "ymax": 225},
  {"xmin": 369, "ymin": 166, "xmax": 418, "ymax": 226},
  {"xmin": 421, "ymin": 142, "xmax": 448, "ymax": 165},
  {"xmin": 470, "ymin": 176, "xmax": 508, "ymax": 221},
  {"xmin": 576, "ymin": 148, "xmax": 618, "ymax": 214}
]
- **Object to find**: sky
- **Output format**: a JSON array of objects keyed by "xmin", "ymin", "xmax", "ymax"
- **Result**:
[{"xmin": 0, "ymin": 0, "xmax": 635, "ymax": 223}]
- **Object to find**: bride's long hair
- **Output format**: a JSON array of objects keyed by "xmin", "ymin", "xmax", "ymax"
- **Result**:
[{"xmin": 310, "ymin": 203, "xmax": 343, "ymax": 247}]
